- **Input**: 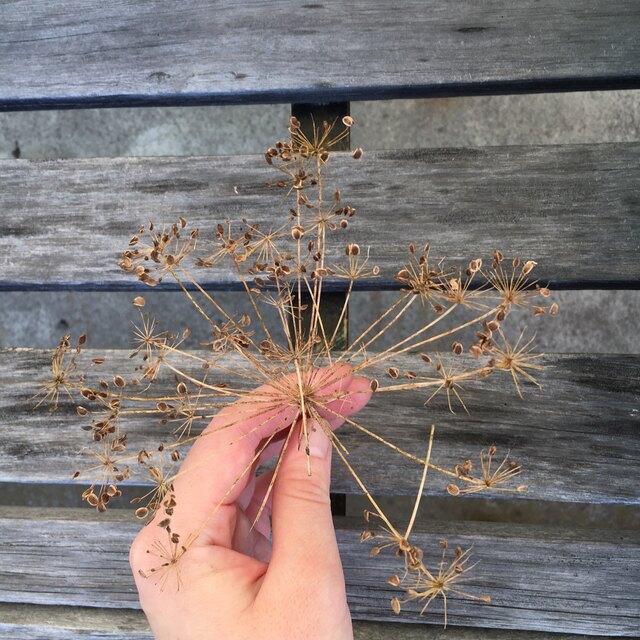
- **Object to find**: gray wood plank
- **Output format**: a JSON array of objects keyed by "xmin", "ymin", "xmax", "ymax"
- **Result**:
[
  {"xmin": 0, "ymin": 604, "xmax": 151, "ymax": 639},
  {"xmin": 1, "ymin": 144, "xmax": 639, "ymax": 291},
  {"xmin": 0, "ymin": 627, "xmax": 150, "ymax": 640},
  {"xmin": 1, "ymin": 1, "xmax": 639, "ymax": 110},
  {"xmin": 0, "ymin": 614, "xmax": 619, "ymax": 640},
  {"xmin": 0, "ymin": 511, "xmax": 637, "ymax": 635},
  {"xmin": 1, "ymin": 348, "xmax": 638, "ymax": 504}
]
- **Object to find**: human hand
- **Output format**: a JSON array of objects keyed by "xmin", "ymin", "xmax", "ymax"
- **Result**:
[{"xmin": 130, "ymin": 364, "xmax": 371, "ymax": 640}]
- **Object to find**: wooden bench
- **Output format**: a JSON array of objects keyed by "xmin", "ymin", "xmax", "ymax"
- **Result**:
[{"xmin": 1, "ymin": 2, "xmax": 639, "ymax": 637}]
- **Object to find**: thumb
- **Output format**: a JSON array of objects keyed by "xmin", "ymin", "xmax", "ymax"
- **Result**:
[
  {"xmin": 267, "ymin": 372, "xmax": 371, "ymax": 580},
  {"xmin": 271, "ymin": 417, "xmax": 338, "ymax": 566},
  {"xmin": 266, "ymin": 417, "xmax": 344, "ymax": 592}
]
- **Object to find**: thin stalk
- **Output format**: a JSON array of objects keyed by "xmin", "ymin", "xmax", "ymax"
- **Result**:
[{"xmin": 404, "ymin": 424, "xmax": 435, "ymax": 540}]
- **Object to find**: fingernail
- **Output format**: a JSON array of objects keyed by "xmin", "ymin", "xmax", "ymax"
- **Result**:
[{"xmin": 307, "ymin": 422, "xmax": 331, "ymax": 459}]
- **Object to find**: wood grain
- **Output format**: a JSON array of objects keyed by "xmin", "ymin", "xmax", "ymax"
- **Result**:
[
  {"xmin": 2, "ymin": 348, "xmax": 638, "ymax": 504},
  {"xmin": 1, "ymin": 144, "xmax": 639, "ymax": 291},
  {"xmin": 0, "ymin": 510, "xmax": 637, "ymax": 635},
  {"xmin": 1, "ymin": 1, "xmax": 639, "ymax": 110}
]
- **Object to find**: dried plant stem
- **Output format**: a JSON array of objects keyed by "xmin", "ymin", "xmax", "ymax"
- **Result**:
[
  {"xmin": 328, "ymin": 281, "xmax": 353, "ymax": 350},
  {"xmin": 404, "ymin": 424, "xmax": 435, "ymax": 540},
  {"xmin": 330, "ymin": 437, "xmax": 400, "ymax": 539},
  {"xmin": 357, "ymin": 305, "xmax": 500, "ymax": 372},
  {"xmin": 339, "ymin": 294, "xmax": 416, "ymax": 366},
  {"xmin": 233, "ymin": 260, "xmax": 276, "ymax": 346},
  {"xmin": 374, "ymin": 367, "xmax": 491, "ymax": 393},
  {"xmin": 252, "ymin": 421, "xmax": 296, "ymax": 527}
]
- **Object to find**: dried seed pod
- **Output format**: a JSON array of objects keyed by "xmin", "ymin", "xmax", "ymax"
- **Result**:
[
  {"xmin": 420, "ymin": 353, "xmax": 431, "ymax": 363},
  {"xmin": 342, "ymin": 115, "xmax": 354, "ymax": 127},
  {"xmin": 113, "ymin": 375, "xmax": 126, "ymax": 388},
  {"xmin": 370, "ymin": 379, "xmax": 379, "ymax": 392},
  {"xmin": 549, "ymin": 302, "xmax": 559, "ymax": 315},
  {"xmin": 352, "ymin": 147, "xmax": 363, "ymax": 159},
  {"xmin": 360, "ymin": 530, "xmax": 375, "ymax": 542},
  {"xmin": 447, "ymin": 483, "xmax": 461, "ymax": 496},
  {"xmin": 132, "ymin": 296, "xmax": 146, "ymax": 308},
  {"xmin": 86, "ymin": 493, "xmax": 99, "ymax": 507},
  {"xmin": 391, "ymin": 597, "xmax": 401, "ymax": 615},
  {"xmin": 469, "ymin": 344, "xmax": 483, "ymax": 358},
  {"xmin": 387, "ymin": 367, "xmax": 400, "ymax": 379},
  {"xmin": 452, "ymin": 342, "xmax": 464, "ymax": 356},
  {"xmin": 388, "ymin": 575, "xmax": 401, "ymax": 587},
  {"xmin": 522, "ymin": 260, "xmax": 537, "ymax": 275}
]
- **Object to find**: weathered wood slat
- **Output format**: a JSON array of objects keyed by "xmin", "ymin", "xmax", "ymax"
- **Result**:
[
  {"xmin": 1, "ymin": 1, "xmax": 639, "ymax": 110},
  {"xmin": 0, "ymin": 602, "xmax": 621, "ymax": 640},
  {"xmin": 0, "ymin": 509, "xmax": 637, "ymax": 635},
  {"xmin": 0, "ymin": 629, "xmax": 145, "ymax": 640},
  {"xmin": 0, "ymin": 627, "xmax": 148, "ymax": 640},
  {"xmin": 2, "ymin": 349, "xmax": 638, "ymax": 504},
  {"xmin": 1, "ymin": 144, "xmax": 639, "ymax": 290},
  {"xmin": 0, "ymin": 603, "xmax": 151, "ymax": 640}
]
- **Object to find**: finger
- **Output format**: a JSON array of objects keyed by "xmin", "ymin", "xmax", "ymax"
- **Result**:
[
  {"xmin": 242, "ymin": 469, "xmax": 276, "ymax": 539},
  {"xmin": 265, "ymin": 375, "xmax": 371, "ymax": 585},
  {"xmin": 161, "ymin": 386, "xmax": 299, "ymax": 547},
  {"xmin": 239, "ymin": 369, "xmax": 372, "ymax": 544},
  {"xmin": 231, "ymin": 506, "xmax": 273, "ymax": 563}
]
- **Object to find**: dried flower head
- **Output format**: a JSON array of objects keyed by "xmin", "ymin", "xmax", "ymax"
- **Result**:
[{"xmin": 37, "ymin": 117, "xmax": 557, "ymax": 620}]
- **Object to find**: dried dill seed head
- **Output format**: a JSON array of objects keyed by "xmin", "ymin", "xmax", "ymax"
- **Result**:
[{"xmin": 35, "ymin": 116, "xmax": 559, "ymax": 618}]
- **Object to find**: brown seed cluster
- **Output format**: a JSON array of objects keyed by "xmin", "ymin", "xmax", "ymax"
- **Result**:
[{"xmin": 35, "ymin": 117, "xmax": 558, "ymax": 621}]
